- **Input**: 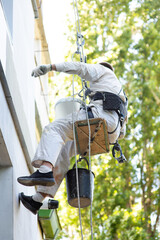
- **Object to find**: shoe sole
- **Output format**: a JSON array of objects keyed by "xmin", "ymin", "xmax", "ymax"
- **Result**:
[
  {"xmin": 17, "ymin": 177, "xmax": 55, "ymax": 186},
  {"xmin": 19, "ymin": 193, "xmax": 37, "ymax": 215}
]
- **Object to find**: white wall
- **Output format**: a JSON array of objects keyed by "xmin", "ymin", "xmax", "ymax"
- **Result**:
[
  {"xmin": 34, "ymin": 39, "xmax": 49, "ymax": 129},
  {"xmin": 0, "ymin": 0, "xmax": 47, "ymax": 239},
  {"xmin": 13, "ymin": 0, "xmax": 36, "ymax": 140},
  {"xmin": 0, "ymin": 1, "xmax": 36, "ymax": 160}
]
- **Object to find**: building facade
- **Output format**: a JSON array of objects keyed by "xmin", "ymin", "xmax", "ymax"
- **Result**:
[{"xmin": 0, "ymin": 0, "xmax": 55, "ymax": 239}]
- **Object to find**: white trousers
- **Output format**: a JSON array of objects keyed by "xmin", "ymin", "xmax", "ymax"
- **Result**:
[{"xmin": 32, "ymin": 104, "xmax": 120, "ymax": 197}]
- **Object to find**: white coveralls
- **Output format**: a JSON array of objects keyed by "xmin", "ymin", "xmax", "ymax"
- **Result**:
[{"xmin": 32, "ymin": 62, "xmax": 126, "ymax": 197}]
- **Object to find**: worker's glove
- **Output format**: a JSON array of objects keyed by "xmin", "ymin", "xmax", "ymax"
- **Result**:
[{"xmin": 31, "ymin": 64, "xmax": 52, "ymax": 77}]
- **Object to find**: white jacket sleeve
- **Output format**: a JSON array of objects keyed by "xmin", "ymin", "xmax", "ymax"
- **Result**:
[{"xmin": 55, "ymin": 62, "xmax": 105, "ymax": 82}]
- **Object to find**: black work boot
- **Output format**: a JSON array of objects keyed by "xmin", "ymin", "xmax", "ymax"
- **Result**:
[
  {"xmin": 19, "ymin": 192, "xmax": 43, "ymax": 215},
  {"xmin": 17, "ymin": 170, "xmax": 55, "ymax": 186}
]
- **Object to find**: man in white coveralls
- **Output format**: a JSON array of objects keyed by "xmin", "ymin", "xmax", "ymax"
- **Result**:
[{"xmin": 17, "ymin": 61, "xmax": 128, "ymax": 214}]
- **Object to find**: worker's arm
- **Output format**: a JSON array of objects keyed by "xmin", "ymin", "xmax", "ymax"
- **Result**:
[
  {"xmin": 54, "ymin": 62, "xmax": 105, "ymax": 81},
  {"xmin": 31, "ymin": 62, "xmax": 106, "ymax": 82}
]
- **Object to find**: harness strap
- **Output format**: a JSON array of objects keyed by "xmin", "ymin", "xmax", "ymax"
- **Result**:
[
  {"xmin": 87, "ymin": 107, "xmax": 94, "ymax": 119},
  {"xmin": 90, "ymin": 91, "xmax": 127, "ymax": 127},
  {"xmin": 90, "ymin": 91, "xmax": 105, "ymax": 101},
  {"xmin": 81, "ymin": 106, "xmax": 94, "ymax": 119},
  {"xmin": 108, "ymin": 118, "xmax": 120, "ymax": 135},
  {"xmin": 90, "ymin": 92, "xmax": 121, "ymax": 134},
  {"xmin": 90, "ymin": 91, "xmax": 124, "ymax": 104}
]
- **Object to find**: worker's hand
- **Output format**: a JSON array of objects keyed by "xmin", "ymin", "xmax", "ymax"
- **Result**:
[{"xmin": 31, "ymin": 64, "xmax": 51, "ymax": 77}]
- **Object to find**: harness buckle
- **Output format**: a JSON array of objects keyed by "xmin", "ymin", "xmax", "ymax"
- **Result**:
[
  {"xmin": 120, "ymin": 114, "xmax": 124, "ymax": 121},
  {"xmin": 102, "ymin": 93, "xmax": 106, "ymax": 101}
]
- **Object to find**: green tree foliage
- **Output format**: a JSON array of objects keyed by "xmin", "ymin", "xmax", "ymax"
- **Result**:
[{"xmin": 50, "ymin": 0, "xmax": 160, "ymax": 239}]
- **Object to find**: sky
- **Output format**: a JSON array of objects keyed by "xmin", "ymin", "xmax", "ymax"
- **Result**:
[{"xmin": 42, "ymin": 0, "xmax": 74, "ymax": 63}]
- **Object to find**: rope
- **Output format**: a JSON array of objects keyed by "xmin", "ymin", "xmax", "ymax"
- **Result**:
[
  {"xmin": 72, "ymin": 0, "xmax": 94, "ymax": 239},
  {"xmin": 72, "ymin": 0, "xmax": 85, "ymax": 62},
  {"xmin": 81, "ymin": 80, "xmax": 94, "ymax": 240},
  {"xmin": 72, "ymin": 65, "xmax": 84, "ymax": 239}
]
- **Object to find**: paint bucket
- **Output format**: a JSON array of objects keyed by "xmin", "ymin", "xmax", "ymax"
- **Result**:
[
  {"xmin": 66, "ymin": 157, "xmax": 95, "ymax": 208},
  {"xmin": 54, "ymin": 97, "xmax": 83, "ymax": 120}
]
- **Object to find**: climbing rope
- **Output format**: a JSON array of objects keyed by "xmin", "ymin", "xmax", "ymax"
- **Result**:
[
  {"xmin": 72, "ymin": 0, "xmax": 85, "ymax": 62},
  {"xmin": 72, "ymin": 0, "xmax": 93, "ymax": 239},
  {"xmin": 72, "ymin": 68, "xmax": 84, "ymax": 240}
]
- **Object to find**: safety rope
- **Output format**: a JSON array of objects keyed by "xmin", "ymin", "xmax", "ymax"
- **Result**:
[
  {"xmin": 72, "ymin": 0, "xmax": 93, "ymax": 239},
  {"xmin": 72, "ymin": 68, "xmax": 84, "ymax": 240},
  {"xmin": 72, "ymin": 0, "xmax": 85, "ymax": 62}
]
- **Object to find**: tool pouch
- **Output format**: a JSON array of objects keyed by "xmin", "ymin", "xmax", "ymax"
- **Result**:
[{"xmin": 102, "ymin": 92, "xmax": 122, "ymax": 111}]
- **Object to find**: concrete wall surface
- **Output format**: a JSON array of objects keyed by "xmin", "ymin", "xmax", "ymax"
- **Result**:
[{"xmin": 0, "ymin": 0, "xmax": 50, "ymax": 239}]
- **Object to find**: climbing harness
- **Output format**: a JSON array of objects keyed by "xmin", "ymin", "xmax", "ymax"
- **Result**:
[
  {"xmin": 89, "ymin": 90, "xmax": 128, "ymax": 159},
  {"xmin": 89, "ymin": 91, "xmax": 128, "ymax": 127}
]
